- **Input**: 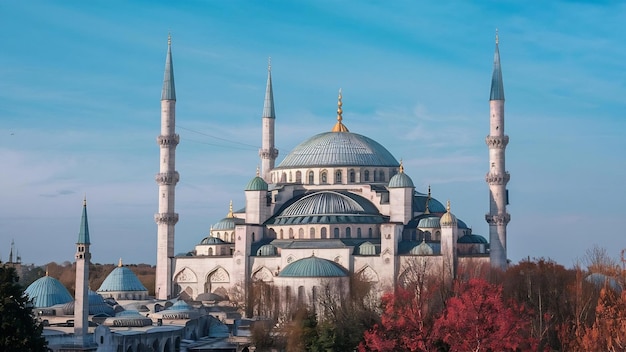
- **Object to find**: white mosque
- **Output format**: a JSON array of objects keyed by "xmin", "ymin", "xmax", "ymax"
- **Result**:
[{"xmin": 156, "ymin": 32, "xmax": 511, "ymax": 311}]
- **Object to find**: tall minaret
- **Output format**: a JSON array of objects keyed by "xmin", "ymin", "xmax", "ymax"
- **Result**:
[
  {"xmin": 74, "ymin": 197, "xmax": 91, "ymax": 345},
  {"xmin": 155, "ymin": 34, "xmax": 179, "ymax": 299},
  {"xmin": 259, "ymin": 59, "xmax": 278, "ymax": 183},
  {"xmin": 485, "ymin": 30, "xmax": 510, "ymax": 270}
]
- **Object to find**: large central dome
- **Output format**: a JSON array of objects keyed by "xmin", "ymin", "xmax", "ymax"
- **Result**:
[{"xmin": 276, "ymin": 131, "xmax": 399, "ymax": 169}]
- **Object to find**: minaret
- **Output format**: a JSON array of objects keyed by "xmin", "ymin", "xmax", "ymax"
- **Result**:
[
  {"xmin": 440, "ymin": 200, "xmax": 459, "ymax": 283},
  {"xmin": 485, "ymin": 30, "xmax": 510, "ymax": 270},
  {"xmin": 259, "ymin": 58, "xmax": 278, "ymax": 182},
  {"xmin": 74, "ymin": 197, "xmax": 91, "ymax": 345},
  {"xmin": 155, "ymin": 33, "xmax": 179, "ymax": 299}
]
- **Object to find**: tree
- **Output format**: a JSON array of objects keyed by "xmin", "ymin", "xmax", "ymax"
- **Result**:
[
  {"xmin": 433, "ymin": 278, "xmax": 537, "ymax": 352},
  {"xmin": 360, "ymin": 286, "xmax": 434, "ymax": 351},
  {"xmin": 0, "ymin": 265, "xmax": 48, "ymax": 352},
  {"xmin": 578, "ymin": 287, "xmax": 626, "ymax": 351}
]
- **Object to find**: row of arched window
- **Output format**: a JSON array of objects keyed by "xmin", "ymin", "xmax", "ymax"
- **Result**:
[
  {"xmin": 274, "ymin": 168, "xmax": 395, "ymax": 185},
  {"xmin": 273, "ymin": 226, "xmax": 378, "ymax": 239}
]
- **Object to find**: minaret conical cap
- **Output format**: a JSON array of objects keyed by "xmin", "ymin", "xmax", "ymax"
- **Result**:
[
  {"xmin": 262, "ymin": 58, "xmax": 275, "ymax": 119},
  {"xmin": 161, "ymin": 33, "xmax": 176, "ymax": 101},
  {"xmin": 490, "ymin": 29, "xmax": 505, "ymax": 101},
  {"xmin": 77, "ymin": 196, "xmax": 90, "ymax": 244}
]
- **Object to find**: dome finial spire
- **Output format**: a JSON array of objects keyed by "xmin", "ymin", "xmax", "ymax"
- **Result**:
[
  {"xmin": 424, "ymin": 184, "xmax": 431, "ymax": 214},
  {"xmin": 331, "ymin": 88, "xmax": 349, "ymax": 132},
  {"xmin": 256, "ymin": 165, "xmax": 260, "ymax": 177},
  {"xmin": 118, "ymin": 258, "xmax": 123, "ymax": 267},
  {"xmin": 446, "ymin": 199, "xmax": 451, "ymax": 213},
  {"xmin": 46, "ymin": 266, "xmax": 49, "ymax": 276},
  {"xmin": 227, "ymin": 200, "xmax": 234, "ymax": 218},
  {"xmin": 495, "ymin": 28, "xmax": 499, "ymax": 45},
  {"xmin": 399, "ymin": 159, "xmax": 404, "ymax": 173}
]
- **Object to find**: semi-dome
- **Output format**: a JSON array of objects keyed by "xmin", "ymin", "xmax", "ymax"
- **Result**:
[
  {"xmin": 257, "ymin": 244, "xmax": 278, "ymax": 256},
  {"xmin": 457, "ymin": 234, "xmax": 488, "ymax": 244},
  {"xmin": 97, "ymin": 262, "xmax": 148, "ymax": 293},
  {"xmin": 25, "ymin": 275, "xmax": 73, "ymax": 308},
  {"xmin": 417, "ymin": 216, "xmax": 440, "ymax": 228},
  {"xmin": 276, "ymin": 132, "xmax": 399, "ymax": 169},
  {"xmin": 279, "ymin": 256, "xmax": 347, "ymax": 277},
  {"xmin": 246, "ymin": 175, "xmax": 268, "ymax": 191},
  {"xmin": 267, "ymin": 191, "xmax": 385, "ymax": 225},
  {"xmin": 410, "ymin": 241, "xmax": 434, "ymax": 255}
]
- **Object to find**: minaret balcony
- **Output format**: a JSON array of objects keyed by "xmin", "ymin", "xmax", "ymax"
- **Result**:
[
  {"xmin": 157, "ymin": 134, "xmax": 180, "ymax": 147},
  {"xmin": 259, "ymin": 147, "xmax": 279, "ymax": 159},
  {"xmin": 485, "ymin": 135, "xmax": 509, "ymax": 148},
  {"xmin": 485, "ymin": 172, "xmax": 510, "ymax": 185},
  {"xmin": 485, "ymin": 213, "xmax": 511, "ymax": 225},
  {"xmin": 155, "ymin": 213, "xmax": 179, "ymax": 225},
  {"xmin": 155, "ymin": 171, "xmax": 180, "ymax": 185}
]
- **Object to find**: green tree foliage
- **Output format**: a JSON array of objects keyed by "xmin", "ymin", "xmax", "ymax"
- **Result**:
[{"xmin": 0, "ymin": 265, "xmax": 48, "ymax": 352}]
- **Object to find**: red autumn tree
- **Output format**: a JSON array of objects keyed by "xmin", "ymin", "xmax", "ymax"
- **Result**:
[
  {"xmin": 433, "ymin": 278, "xmax": 537, "ymax": 352},
  {"xmin": 360, "ymin": 286, "xmax": 434, "ymax": 352}
]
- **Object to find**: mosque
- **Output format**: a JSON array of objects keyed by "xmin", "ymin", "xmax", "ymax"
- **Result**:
[{"xmin": 156, "ymin": 32, "xmax": 511, "ymax": 311}]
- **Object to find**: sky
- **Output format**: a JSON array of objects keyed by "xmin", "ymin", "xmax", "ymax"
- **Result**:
[{"xmin": 1, "ymin": 1, "xmax": 625, "ymax": 268}]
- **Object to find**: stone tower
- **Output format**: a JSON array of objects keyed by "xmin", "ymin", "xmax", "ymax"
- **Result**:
[
  {"xmin": 259, "ymin": 60, "xmax": 278, "ymax": 182},
  {"xmin": 74, "ymin": 197, "xmax": 91, "ymax": 346},
  {"xmin": 155, "ymin": 34, "xmax": 179, "ymax": 299},
  {"xmin": 485, "ymin": 31, "xmax": 510, "ymax": 270}
]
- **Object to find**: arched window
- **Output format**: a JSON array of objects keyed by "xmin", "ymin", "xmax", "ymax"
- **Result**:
[
  {"xmin": 335, "ymin": 170, "xmax": 342, "ymax": 184},
  {"xmin": 346, "ymin": 227, "xmax": 351, "ymax": 238},
  {"xmin": 321, "ymin": 228, "xmax": 327, "ymax": 239},
  {"xmin": 349, "ymin": 170, "xmax": 355, "ymax": 183},
  {"xmin": 298, "ymin": 228, "xmax": 304, "ymax": 239},
  {"xmin": 231, "ymin": 233, "xmax": 235, "ymax": 242},
  {"xmin": 281, "ymin": 172, "xmax": 287, "ymax": 183},
  {"xmin": 298, "ymin": 286, "xmax": 305, "ymax": 306},
  {"xmin": 208, "ymin": 248, "xmax": 213, "ymax": 256},
  {"xmin": 280, "ymin": 229, "xmax": 284, "ymax": 239},
  {"xmin": 321, "ymin": 171, "xmax": 327, "ymax": 184},
  {"xmin": 368, "ymin": 227, "xmax": 373, "ymax": 238},
  {"xmin": 379, "ymin": 170, "xmax": 385, "ymax": 182},
  {"xmin": 357, "ymin": 228, "xmax": 362, "ymax": 238},
  {"xmin": 289, "ymin": 228, "xmax": 294, "ymax": 239},
  {"xmin": 252, "ymin": 232, "xmax": 255, "ymax": 242},
  {"xmin": 296, "ymin": 171, "xmax": 302, "ymax": 183},
  {"xmin": 308, "ymin": 171, "xmax": 314, "ymax": 184},
  {"xmin": 309, "ymin": 228, "xmax": 315, "ymax": 239},
  {"xmin": 364, "ymin": 170, "xmax": 370, "ymax": 182},
  {"xmin": 288, "ymin": 172, "xmax": 292, "ymax": 182},
  {"xmin": 334, "ymin": 228, "xmax": 340, "ymax": 238}
]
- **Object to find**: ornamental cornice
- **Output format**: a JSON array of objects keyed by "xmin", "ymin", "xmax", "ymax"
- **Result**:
[
  {"xmin": 157, "ymin": 134, "xmax": 180, "ymax": 147},
  {"xmin": 485, "ymin": 213, "xmax": 511, "ymax": 225},
  {"xmin": 485, "ymin": 172, "xmax": 510, "ymax": 185},
  {"xmin": 155, "ymin": 171, "xmax": 180, "ymax": 185},
  {"xmin": 155, "ymin": 212, "xmax": 179, "ymax": 225},
  {"xmin": 259, "ymin": 147, "xmax": 279, "ymax": 159},
  {"xmin": 485, "ymin": 135, "xmax": 509, "ymax": 149}
]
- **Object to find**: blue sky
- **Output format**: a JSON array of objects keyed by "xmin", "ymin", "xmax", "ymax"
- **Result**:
[{"xmin": 1, "ymin": 1, "xmax": 625, "ymax": 267}]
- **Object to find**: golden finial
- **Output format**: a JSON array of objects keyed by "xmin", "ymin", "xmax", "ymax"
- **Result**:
[
  {"xmin": 168, "ymin": 31, "xmax": 172, "ymax": 46},
  {"xmin": 227, "ymin": 200, "xmax": 234, "ymax": 218},
  {"xmin": 256, "ymin": 165, "xmax": 260, "ymax": 177},
  {"xmin": 446, "ymin": 200, "xmax": 451, "ymax": 213},
  {"xmin": 45, "ymin": 266, "xmax": 49, "ymax": 276},
  {"xmin": 118, "ymin": 258, "xmax": 123, "ymax": 267},
  {"xmin": 399, "ymin": 159, "xmax": 404, "ymax": 173},
  {"xmin": 495, "ymin": 28, "xmax": 499, "ymax": 45},
  {"xmin": 331, "ymin": 88, "xmax": 349, "ymax": 132},
  {"xmin": 268, "ymin": 57, "xmax": 271, "ymax": 72}
]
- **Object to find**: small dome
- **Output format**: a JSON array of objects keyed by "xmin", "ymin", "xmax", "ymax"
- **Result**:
[
  {"xmin": 585, "ymin": 273, "xmax": 622, "ymax": 292},
  {"xmin": 97, "ymin": 264, "xmax": 148, "ymax": 293},
  {"xmin": 213, "ymin": 216, "xmax": 244, "ymax": 231},
  {"xmin": 25, "ymin": 275, "xmax": 73, "ymax": 308},
  {"xmin": 279, "ymin": 256, "xmax": 347, "ymax": 277},
  {"xmin": 169, "ymin": 300, "xmax": 192, "ymax": 311},
  {"xmin": 246, "ymin": 176, "xmax": 268, "ymax": 191},
  {"xmin": 200, "ymin": 236, "xmax": 227, "ymax": 245},
  {"xmin": 440, "ymin": 201, "xmax": 457, "ymax": 227},
  {"xmin": 410, "ymin": 241, "xmax": 434, "ymax": 255},
  {"xmin": 388, "ymin": 163, "xmax": 414, "ymax": 188},
  {"xmin": 103, "ymin": 310, "xmax": 152, "ymax": 327},
  {"xmin": 417, "ymin": 216, "xmax": 440, "ymax": 228},
  {"xmin": 257, "ymin": 244, "xmax": 278, "ymax": 256},
  {"xmin": 457, "ymin": 234, "xmax": 488, "ymax": 244},
  {"xmin": 62, "ymin": 291, "xmax": 115, "ymax": 316}
]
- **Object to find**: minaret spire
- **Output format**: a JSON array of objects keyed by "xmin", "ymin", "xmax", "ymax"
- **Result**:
[
  {"xmin": 485, "ymin": 30, "xmax": 510, "ymax": 270},
  {"xmin": 259, "ymin": 58, "xmax": 279, "ymax": 182},
  {"xmin": 74, "ymin": 197, "xmax": 91, "ymax": 346},
  {"xmin": 155, "ymin": 34, "xmax": 180, "ymax": 299}
]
